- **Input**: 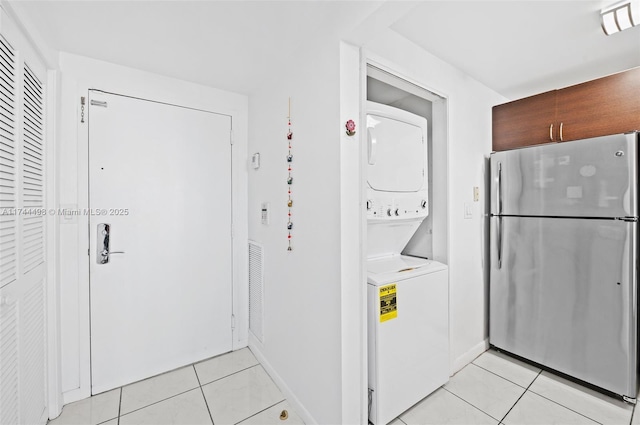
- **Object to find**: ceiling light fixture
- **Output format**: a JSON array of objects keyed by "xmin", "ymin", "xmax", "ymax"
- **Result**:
[{"xmin": 601, "ymin": 0, "xmax": 640, "ymax": 35}]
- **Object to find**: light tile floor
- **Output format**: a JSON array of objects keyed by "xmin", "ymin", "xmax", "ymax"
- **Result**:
[
  {"xmin": 396, "ymin": 349, "xmax": 637, "ymax": 425},
  {"xmin": 47, "ymin": 348, "xmax": 305, "ymax": 425},
  {"xmin": 49, "ymin": 347, "xmax": 638, "ymax": 425}
]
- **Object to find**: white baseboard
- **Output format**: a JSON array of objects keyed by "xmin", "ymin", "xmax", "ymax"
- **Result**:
[
  {"xmin": 451, "ymin": 338, "xmax": 489, "ymax": 374},
  {"xmin": 248, "ymin": 334, "xmax": 317, "ymax": 425},
  {"xmin": 61, "ymin": 386, "xmax": 91, "ymax": 407}
]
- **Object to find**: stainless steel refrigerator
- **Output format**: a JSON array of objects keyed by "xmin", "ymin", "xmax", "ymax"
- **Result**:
[{"xmin": 490, "ymin": 132, "xmax": 639, "ymax": 400}]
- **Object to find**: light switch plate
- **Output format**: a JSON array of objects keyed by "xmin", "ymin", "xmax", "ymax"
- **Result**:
[{"xmin": 464, "ymin": 202, "xmax": 473, "ymax": 219}]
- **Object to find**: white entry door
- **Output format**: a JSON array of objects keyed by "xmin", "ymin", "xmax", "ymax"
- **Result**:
[{"xmin": 88, "ymin": 91, "xmax": 233, "ymax": 394}]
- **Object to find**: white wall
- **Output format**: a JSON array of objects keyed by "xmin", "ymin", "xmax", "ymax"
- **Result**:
[
  {"xmin": 56, "ymin": 52, "xmax": 249, "ymax": 404},
  {"xmin": 363, "ymin": 29, "xmax": 508, "ymax": 372},
  {"xmin": 247, "ymin": 34, "xmax": 346, "ymax": 424},
  {"xmin": 247, "ymin": 25, "xmax": 509, "ymax": 424}
]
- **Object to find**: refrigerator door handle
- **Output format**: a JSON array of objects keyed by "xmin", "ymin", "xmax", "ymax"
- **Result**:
[
  {"xmin": 497, "ymin": 162, "xmax": 503, "ymax": 215},
  {"xmin": 498, "ymin": 217, "xmax": 502, "ymax": 270},
  {"xmin": 497, "ymin": 216, "xmax": 503, "ymax": 269}
]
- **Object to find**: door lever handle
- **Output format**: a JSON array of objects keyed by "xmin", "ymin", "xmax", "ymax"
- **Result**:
[{"xmin": 100, "ymin": 249, "xmax": 125, "ymax": 257}]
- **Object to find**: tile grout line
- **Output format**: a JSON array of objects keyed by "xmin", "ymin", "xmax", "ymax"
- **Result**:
[
  {"xmin": 471, "ymin": 361, "xmax": 540, "ymax": 390},
  {"xmin": 630, "ymin": 402, "xmax": 636, "ymax": 425},
  {"xmin": 198, "ymin": 363, "xmax": 261, "ymax": 387},
  {"xmin": 115, "ymin": 356, "xmax": 261, "ymax": 422},
  {"xmin": 498, "ymin": 370, "xmax": 541, "ymax": 424},
  {"xmin": 193, "ymin": 365, "xmax": 216, "ymax": 425},
  {"xmin": 111, "ymin": 353, "xmax": 260, "ymax": 422},
  {"xmin": 117, "ymin": 387, "xmax": 122, "ymax": 425},
  {"xmin": 117, "ymin": 387, "xmax": 201, "ymax": 418},
  {"xmin": 232, "ymin": 398, "xmax": 286, "ymax": 425},
  {"xmin": 473, "ymin": 362, "xmax": 608, "ymax": 425},
  {"xmin": 444, "ymin": 362, "xmax": 533, "ymax": 423},
  {"xmin": 525, "ymin": 387, "xmax": 607, "ymax": 425},
  {"xmin": 442, "ymin": 387, "xmax": 503, "ymax": 422},
  {"xmin": 476, "ymin": 358, "xmax": 624, "ymax": 425}
]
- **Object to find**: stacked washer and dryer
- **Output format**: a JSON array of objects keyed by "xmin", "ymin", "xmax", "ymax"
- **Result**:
[{"xmin": 366, "ymin": 101, "xmax": 449, "ymax": 425}]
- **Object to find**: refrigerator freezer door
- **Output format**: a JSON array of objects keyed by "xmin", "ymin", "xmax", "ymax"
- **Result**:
[
  {"xmin": 490, "ymin": 133, "xmax": 637, "ymax": 218},
  {"xmin": 490, "ymin": 216, "xmax": 637, "ymax": 397}
]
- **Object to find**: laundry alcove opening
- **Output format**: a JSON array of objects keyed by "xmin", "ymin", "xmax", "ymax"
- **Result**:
[
  {"xmin": 363, "ymin": 63, "xmax": 450, "ymax": 425},
  {"xmin": 365, "ymin": 64, "xmax": 449, "ymax": 264}
]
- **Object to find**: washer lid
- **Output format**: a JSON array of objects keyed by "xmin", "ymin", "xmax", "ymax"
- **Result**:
[{"xmin": 366, "ymin": 112, "xmax": 426, "ymax": 193}]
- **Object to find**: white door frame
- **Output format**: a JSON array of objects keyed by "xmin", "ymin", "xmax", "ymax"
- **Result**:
[
  {"xmin": 45, "ymin": 69, "xmax": 62, "ymax": 419},
  {"xmin": 354, "ymin": 49, "xmax": 451, "ymax": 423},
  {"xmin": 86, "ymin": 89, "xmax": 234, "ymax": 394},
  {"xmin": 67, "ymin": 85, "xmax": 247, "ymax": 404}
]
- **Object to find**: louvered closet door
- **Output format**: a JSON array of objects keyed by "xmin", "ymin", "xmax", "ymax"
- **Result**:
[
  {"xmin": 89, "ymin": 91, "xmax": 233, "ymax": 394},
  {"xmin": 0, "ymin": 32, "xmax": 48, "ymax": 425}
]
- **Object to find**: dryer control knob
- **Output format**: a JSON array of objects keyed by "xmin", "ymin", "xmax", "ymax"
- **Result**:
[
  {"xmin": 394, "ymin": 208, "xmax": 400, "ymax": 216},
  {"xmin": 421, "ymin": 200, "xmax": 427, "ymax": 209},
  {"xmin": 386, "ymin": 208, "xmax": 392, "ymax": 217}
]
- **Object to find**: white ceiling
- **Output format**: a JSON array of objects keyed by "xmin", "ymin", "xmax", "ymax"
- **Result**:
[
  {"xmin": 12, "ymin": 0, "xmax": 640, "ymax": 99},
  {"xmin": 392, "ymin": 1, "xmax": 640, "ymax": 99}
]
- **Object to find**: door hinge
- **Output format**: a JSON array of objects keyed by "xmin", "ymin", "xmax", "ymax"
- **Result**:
[
  {"xmin": 88, "ymin": 248, "xmax": 90, "ymax": 256},
  {"xmin": 231, "ymin": 314, "xmax": 236, "ymax": 330}
]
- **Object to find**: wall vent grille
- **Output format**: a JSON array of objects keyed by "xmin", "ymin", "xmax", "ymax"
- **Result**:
[{"xmin": 248, "ymin": 241, "xmax": 264, "ymax": 342}]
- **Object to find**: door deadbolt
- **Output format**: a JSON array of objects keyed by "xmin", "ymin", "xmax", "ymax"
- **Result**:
[{"xmin": 97, "ymin": 223, "xmax": 125, "ymax": 264}]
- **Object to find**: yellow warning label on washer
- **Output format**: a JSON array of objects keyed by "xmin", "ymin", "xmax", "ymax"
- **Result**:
[{"xmin": 379, "ymin": 284, "xmax": 397, "ymax": 322}]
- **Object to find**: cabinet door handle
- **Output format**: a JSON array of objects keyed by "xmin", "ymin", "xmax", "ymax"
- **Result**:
[
  {"xmin": 549, "ymin": 123, "xmax": 554, "ymax": 142},
  {"xmin": 559, "ymin": 122, "xmax": 564, "ymax": 141}
]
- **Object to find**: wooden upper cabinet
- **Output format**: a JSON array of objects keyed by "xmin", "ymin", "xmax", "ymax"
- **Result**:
[
  {"xmin": 556, "ymin": 67, "xmax": 640, "ymax": 142},
  {"xmin": 492, "ymin": 67, "xmax": 640, "ymax": 151},
  {"xmin": 493, "ymin": 90, "xmax": 557, "ymax": 151}
]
